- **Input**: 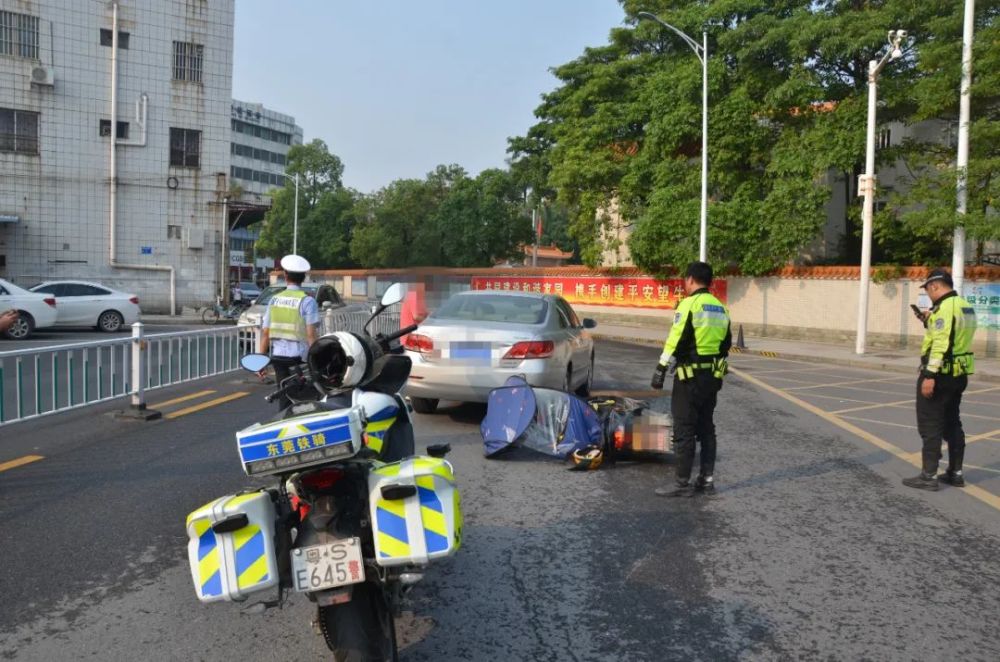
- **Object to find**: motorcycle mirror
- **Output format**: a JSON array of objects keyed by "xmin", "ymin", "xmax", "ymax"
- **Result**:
[
  {"xmin": 380, "ymin": 283, "xmax": 405, "ymax": 307},
  {"xmin": 240, "ymin": 353, "xmax": 271, "ymax": 373}
]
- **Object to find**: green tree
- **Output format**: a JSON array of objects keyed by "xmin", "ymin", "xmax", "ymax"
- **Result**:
[
  {"xmin": 349, "ymin": 167, "xmax": 464, "ymax": 268},
  {"xmin": 511, "ymin": 0, "xmax": 994, "ymax": 273},
  {"xmin": 435, "ymin": 169, "xmax": 534, "ymax": 267},
  {"xmin": 876, "ymin": 2, "xmax": 1000, "ymax": 265},
  {"xmin": 255, "ymin": 140, "xmax": 357, "ymax": 268}
]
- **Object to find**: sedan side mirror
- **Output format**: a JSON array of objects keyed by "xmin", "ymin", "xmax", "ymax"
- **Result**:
[{"xmin": 582, "ymin": 318, "xmax": 597, "ymax": 329}]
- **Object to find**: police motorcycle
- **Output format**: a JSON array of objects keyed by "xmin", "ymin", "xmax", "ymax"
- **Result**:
[{"xmin": 185, "ymin": 284, "xmax": 462, "ymax": 662}]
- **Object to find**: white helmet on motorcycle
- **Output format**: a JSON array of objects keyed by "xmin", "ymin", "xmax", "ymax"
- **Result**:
[{"xmin": 307, "ymin": 331, "xmax": 368, "ymax": 389}]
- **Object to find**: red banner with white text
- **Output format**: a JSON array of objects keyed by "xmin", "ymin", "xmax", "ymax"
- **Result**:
[{"xmin": 470, "ymin": 276, "xmax": 727, "ymax": 310}]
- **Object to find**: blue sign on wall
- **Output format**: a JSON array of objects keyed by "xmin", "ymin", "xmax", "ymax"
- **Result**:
[
  {"xmin": 140, "ymin": 246, "xmax": 153, "ymax": 255},
  {"xmin": 964, "ymin": 283, "xmax": 1000, "ymax": 331}
]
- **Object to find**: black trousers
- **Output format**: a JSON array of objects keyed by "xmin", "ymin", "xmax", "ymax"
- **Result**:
[
  {"xmin": 271, "ymin": 356, "xmax": 304, "ymax": 410},
  {"xmin": 671, "ymin": 370, "xmax": 722, "ymax": 482},
  {"xmin": 915, "ymin": 374, "xmax": 967, "ymax": 474}
]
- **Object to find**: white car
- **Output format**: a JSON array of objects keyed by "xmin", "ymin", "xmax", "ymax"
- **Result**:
[
  {"xmin": 0, "ymin": 278, "xmax": 58, "ymax": 340},
  {"xmin": 28, "ymin": 280, "xmax": 141, "ymax": 332},
  {"xmin": 402, "ymin": 291, "xmax": 596, "ymax": 413}
]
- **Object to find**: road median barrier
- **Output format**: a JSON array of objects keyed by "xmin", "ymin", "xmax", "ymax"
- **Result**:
[{"xmin": 0, "ymin": 322, "xmax": 261, "ymax": 428}]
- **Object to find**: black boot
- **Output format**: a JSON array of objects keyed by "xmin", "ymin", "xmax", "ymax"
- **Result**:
[
  {"xmin": 656, "ymin": 480, "xmax": 694, "ymax": 497},
  {"xmin": 939, "ymin": 470, "xmax": 966, "ymax": 487},
  {"xmin": 941, "ymin": 450, "xmax": 966, "ymax": 487},
  {"xmin": 692, "ymin": 474, "xmax": 716, "ymax": 496},
  {"xmin": 902, "ymin": 472, "xmax": 939, "ymax": 491}
]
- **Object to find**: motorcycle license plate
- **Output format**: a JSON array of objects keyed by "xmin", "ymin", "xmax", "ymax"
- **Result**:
[{"xmin": 291, "ymin": 538, "xmax": 366, "ymax": 593}]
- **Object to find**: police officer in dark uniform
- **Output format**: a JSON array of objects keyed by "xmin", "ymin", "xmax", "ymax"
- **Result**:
[
  {"xmin": 651, "ymin": 262, "xmax": 732, "ymax": 497},
  {"xmin": 903, "ymin": 268, "xmax": 977, "ymax": 491}
]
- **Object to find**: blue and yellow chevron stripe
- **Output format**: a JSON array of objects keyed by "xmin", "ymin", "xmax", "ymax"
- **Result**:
[
  {"xmin": 371, "ymin": 456, "xmax": 461, "ymax": 562},
  {"xmin": 187, "ymin": 493, "xmax": 274, "ymax": 600}
]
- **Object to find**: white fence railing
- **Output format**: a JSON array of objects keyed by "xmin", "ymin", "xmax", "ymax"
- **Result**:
[
  {"xmin": 321, "ymin": 309, "xmax": 401, "ymax": 338},
  {"xmin": 0, "ymin": 323, "xmax": 260, "ymax": 427},
  {"xmin": 0, "ymin": 312, "xmax": 405, "ymax": 427}
]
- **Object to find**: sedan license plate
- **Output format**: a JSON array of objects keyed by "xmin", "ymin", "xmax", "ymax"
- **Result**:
[{"xmin": 291, "ymin": 538, "xmax": 365, "ymax": 593}]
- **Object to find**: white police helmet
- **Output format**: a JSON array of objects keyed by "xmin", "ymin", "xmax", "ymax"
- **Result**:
[{"xmin": 280, "ymin": 254, "xmax": 311, "ymax": 273}]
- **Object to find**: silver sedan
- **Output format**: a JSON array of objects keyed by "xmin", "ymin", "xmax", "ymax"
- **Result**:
[{"xmin": 402, "ymin": 291, "xmax": 597, "ymax": 413}]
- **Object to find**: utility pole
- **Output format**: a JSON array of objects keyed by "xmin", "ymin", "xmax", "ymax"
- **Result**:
[
  {"xmin": 953, "ymin": 0, "xmax": 975, "ymax": 294},
  {"xmin": 856, "ymin": 30, "xmax": 908, "ymax": 355},
  {"xmin": 293, "ymin": 173, "xmax": 299, "ymax": 255}
]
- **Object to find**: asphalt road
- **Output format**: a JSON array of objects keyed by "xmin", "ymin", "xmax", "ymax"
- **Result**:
[{"xmin": 1, "ymin": 340, "xmax": 999, "ymax": 661}]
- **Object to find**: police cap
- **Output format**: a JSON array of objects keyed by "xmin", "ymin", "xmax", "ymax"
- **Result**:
[
  {"xmin": 920, "ymin": 268, "xmax": 953, "ymax": 289},
  {"xmin": 280, "ymin": 254, "xmax": 311, "ymax": 273}
]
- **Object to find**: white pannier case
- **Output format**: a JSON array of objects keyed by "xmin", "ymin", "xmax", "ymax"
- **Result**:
[
  {"xmin": 368, "ymin": 456, "xmax": 463, "ymax": 567},
  {"xmin": 186, "ymin": 491, "xmax": 280, "ymax": 603}
]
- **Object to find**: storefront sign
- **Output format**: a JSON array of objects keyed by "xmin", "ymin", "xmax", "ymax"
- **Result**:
[
  {"xmin": 470, "ymin": 276, "xmax": 727, "ymax": 310},
  {"xmin": 964, "ymin": 283, "xmax": 1000, "ymax": 330},
  {"xmin": 229, "ymin": 250, "xmax": 247, "ymax": 266}
]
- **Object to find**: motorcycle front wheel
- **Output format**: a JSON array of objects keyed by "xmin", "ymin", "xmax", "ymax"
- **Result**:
[{"xmin": 319, "ymin": 582, "xmax": 397, "ymax": 662}]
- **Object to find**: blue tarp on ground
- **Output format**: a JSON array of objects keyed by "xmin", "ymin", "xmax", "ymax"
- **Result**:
[{"xmin": 481, "ymin": 376, "xmax": 602, "ymax": 458}]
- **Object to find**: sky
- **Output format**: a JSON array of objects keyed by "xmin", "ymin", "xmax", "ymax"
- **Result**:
[{"xmin": 232, "ymin": 1, "xmax": 626, "ymax": 193}]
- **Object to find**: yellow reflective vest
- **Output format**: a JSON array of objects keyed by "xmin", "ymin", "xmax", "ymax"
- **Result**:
[
  {"xmin": 268, "ymin": 289, "xmax": 308, "ymax": 341},
  {"xmin": 921, "ymin": 291, "xmax": 977, "ymax": 377},
  {"xmin": 661, "ymin": 289, "xmax": 732, "ymax": 379}
]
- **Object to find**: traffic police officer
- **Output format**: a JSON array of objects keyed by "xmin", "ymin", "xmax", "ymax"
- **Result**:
[
  {"xmin": 258, "ymin": 254, "xmax": 320, "ymax": 409},
  {"xmin": 651, "ymin": 261, "xmax": 732, "ymax": 497},
  {"xmin": 903, "ymin": 268, "xmax": 977, "ymax": 491}
]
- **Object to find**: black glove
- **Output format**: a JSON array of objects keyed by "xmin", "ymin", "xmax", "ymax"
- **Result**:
[{"xmin": 651, "ymin": 364, "xmax": 668, "ymax": 390}]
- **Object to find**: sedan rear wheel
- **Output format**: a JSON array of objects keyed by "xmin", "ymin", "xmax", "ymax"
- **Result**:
[
  {"xmin": 4, "ymin": 312, "xmax": 34, "ymax": 340},
  {"xmin": 410, "ymin": 397, "xmax": 439, "ymax": 414},
  {"xmin": 98, "ymin": 310, "xmax": 125, "ymax": 333}
]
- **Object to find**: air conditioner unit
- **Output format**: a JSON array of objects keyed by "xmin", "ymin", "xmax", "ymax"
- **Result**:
[
  {"xmin": 30, "ymin": 66, "xmax": 55, "ymax": 86},
  {"xmin": 184, "ymin": 227, "xmax": 205, "ymax": 250}
]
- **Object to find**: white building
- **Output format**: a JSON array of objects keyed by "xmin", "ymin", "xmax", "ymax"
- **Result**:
[
  {"xmin": 229, "ymin": 99, "xmax": 301, "ymax": 196},
  {"xmin": 227, "ymin": 99, "xmax": 303, "ymax": 283},
  {"xmin": 0, "ymin": 0, "xmax": 235, "ymax": 314}
]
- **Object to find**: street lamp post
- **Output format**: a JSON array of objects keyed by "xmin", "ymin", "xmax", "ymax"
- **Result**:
[
  {"xmin": 279, "ymin": 172, "xmax": 299, "ymax": 255},
  {"xmin": 638, "ymin": 12, "xmax": 709, "ymax": 262},
  {"xmin": 856, "ymin": 30, "xmax": 908, "ymax": 355},
  {"xmin": 953, "ymin": 0, "xmax": 976, "ymax": 294},
  {"xmin": 293, "ymin": 173, "xmax": 299, "ymax": 255}
]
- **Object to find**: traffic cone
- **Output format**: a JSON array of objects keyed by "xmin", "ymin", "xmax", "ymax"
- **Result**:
[{"xmin": 735, "ymin": 324, "xmax": 748, "ymax": 350}]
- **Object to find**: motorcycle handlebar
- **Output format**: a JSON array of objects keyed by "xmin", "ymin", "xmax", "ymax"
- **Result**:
[{"xmin": 266, "ymin": 374, "xmax": 307, "ymax": 403}]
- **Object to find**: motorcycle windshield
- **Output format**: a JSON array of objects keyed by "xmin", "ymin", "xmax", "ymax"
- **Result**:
[
  {"xmin": 481, "ymin": 376, "xmax": 536, "ymax": 457},
  {"xmin": 520, "ymin": 387, "xmax": 603, "ymax": 458}
]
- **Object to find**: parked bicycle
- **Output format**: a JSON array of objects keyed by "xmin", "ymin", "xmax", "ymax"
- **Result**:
[{"xmin": 202, "ymin": 299, "xmax": 247, "ymax": 325}]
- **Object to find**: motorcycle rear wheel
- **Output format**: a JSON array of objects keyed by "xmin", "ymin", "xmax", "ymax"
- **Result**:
[{"xmin": 319, "ymin": 582, "xmax": 397, "ymax": 662}]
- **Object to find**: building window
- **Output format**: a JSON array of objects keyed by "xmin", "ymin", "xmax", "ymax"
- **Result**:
[
  {"xmin": 172, "ymin": 41, "xmax": 204, "ymax": 82},
  {"xmin": 167, "ymin": 224, "xmax": 182, "ymax": 239},
  {"xmin": 99, "ymin": 119, "xmax": 130, "ymax": 139},
  {"xmin": 0, "ymin": 108, "xmax": 39, "ymax": 155},
  {"xmin": 169, "ymin": 128, "xmax": 201, "ymax": 168},
  {"xmin": 99, "ymin": 29, "xmax": 129, "ymax": 49},
  {"xmin": 351, "ymin": 279, "xmax": 368, "ymax": 297},
  {"xmin": 0, "ymin": 10, "xmax": 39, "ymax": 59}
]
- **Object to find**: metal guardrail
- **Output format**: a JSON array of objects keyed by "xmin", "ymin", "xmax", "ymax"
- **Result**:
[
  {"xmin": 321, "ymin": 309, "xmax": 401, "ymax": 338},
  {"xmin": 0, "ymin": 323, "xmax": 260, "ymax": 427},
  {"xmin": 0, "ymin": 312, "xmax": 405, "ymax": 427}
]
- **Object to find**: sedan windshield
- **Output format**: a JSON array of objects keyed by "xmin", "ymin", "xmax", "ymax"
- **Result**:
[{"xmin": 431, "ymin": 294, "xmax": 548, "ymax": 325}]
